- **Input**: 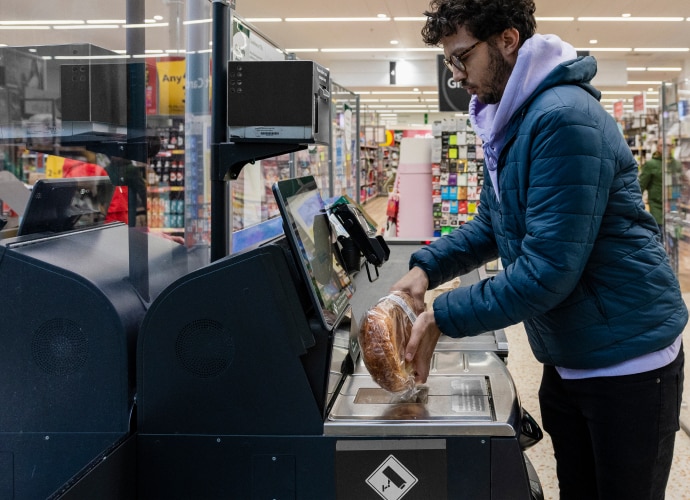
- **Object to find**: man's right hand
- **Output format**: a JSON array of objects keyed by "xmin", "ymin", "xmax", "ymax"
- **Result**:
[{"xmin": 390, "ymin": 266, "xmax": 429, "ymax": 315}]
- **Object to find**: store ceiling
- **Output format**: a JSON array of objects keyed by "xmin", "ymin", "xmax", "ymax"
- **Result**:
[{"xmin": 1, "ymin": 0, "xmax": 688, "ymax": 119}]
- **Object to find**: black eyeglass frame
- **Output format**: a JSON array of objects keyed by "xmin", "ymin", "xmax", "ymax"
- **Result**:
[{"xmin": 443, "ymin": 40, "xmax": 484, "ymax": 73}]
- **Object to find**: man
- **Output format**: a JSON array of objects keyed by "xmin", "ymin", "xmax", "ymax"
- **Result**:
[
  {"xmin": 388, "ymin": 1, "xmax": 687, "ymax": 498},
  {"xmin": 639, "ymin": 141, "xmax": 681, "ymax": 230}
]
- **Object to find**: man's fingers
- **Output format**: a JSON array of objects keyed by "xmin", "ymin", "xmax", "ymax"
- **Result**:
[{"xmin": 405, "ymin": 326, "xmax": 422, "ymax": 362}]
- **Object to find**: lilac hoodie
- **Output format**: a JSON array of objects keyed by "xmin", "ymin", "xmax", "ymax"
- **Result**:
[{"xmin": 469, "ymin": 34, "xmax": 577, "ymax": 200}]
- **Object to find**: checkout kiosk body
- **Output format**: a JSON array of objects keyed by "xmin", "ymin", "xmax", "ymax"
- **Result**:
[
  {"xmin": 0, "ymin": 172, "xmax": 541, "ymax": 499},
  {"xmin": 0, "ymin": 221, "xmax": 205, "ymax": 499},
  {"xmin": 136, "ymin": 176, "xmax": 541, "ymax": 499}
]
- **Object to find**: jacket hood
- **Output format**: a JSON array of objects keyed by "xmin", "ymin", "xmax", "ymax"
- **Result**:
[{"xmin": 470, "ymin": 35, "xmax": 594, "ymax": 199}]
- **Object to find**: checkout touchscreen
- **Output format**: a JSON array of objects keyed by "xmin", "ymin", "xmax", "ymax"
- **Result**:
[
  {"xmin": 272, "ymin": 176, "xmax": 354, "ymax": 331},
  {"xmin": 17, "ymin": 176, "xmax": 114, "ymax": 237}
]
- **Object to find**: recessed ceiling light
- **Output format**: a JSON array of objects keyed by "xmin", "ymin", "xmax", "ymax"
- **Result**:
[{"xmin": 390, "ymin": 40, "xmax": 399, "ymax": 45}]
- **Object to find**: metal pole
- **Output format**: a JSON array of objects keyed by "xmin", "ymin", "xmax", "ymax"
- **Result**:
[
  {"xmin": 126, "ymin": 0, "xmax": 149, "ymax": 301},
  {"xmin": 210, "ymin": 0, "xmax": 229, "ymax": 261}
]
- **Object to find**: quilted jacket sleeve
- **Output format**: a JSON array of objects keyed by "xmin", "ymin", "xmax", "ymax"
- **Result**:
[
  {"xmin": 409, "ymin": 185, "xmax": 499, "ymax": 288},
  {"xmin": 416, "ymin": 96, "xmax": 617, "ymax": 338}
]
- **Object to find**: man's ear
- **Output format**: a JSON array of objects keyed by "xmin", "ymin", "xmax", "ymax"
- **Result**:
[{"xmin": 497, "ymin": 27, "xmax": 520, "ymax": 57}]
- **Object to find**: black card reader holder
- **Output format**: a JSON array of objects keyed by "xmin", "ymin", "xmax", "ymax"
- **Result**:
[{"xmin": 329, "ymin": 202, "xmax": 390, "ymax": 282}]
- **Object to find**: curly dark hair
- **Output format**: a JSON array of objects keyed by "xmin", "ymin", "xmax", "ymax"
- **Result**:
[{"xmin": 421, "ymin": 0, "xmax": 537, "ymax": 46}]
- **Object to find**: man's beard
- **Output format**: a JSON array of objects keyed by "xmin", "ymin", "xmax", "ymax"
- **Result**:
[{"xmin": 477, "ymin": 44, "xmax": 513, "ymax": 105}]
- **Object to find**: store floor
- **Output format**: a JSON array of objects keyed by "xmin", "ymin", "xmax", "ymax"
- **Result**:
[{"xmin": 362, "ymin": 195, "xmax": 690, "ymax": 499}]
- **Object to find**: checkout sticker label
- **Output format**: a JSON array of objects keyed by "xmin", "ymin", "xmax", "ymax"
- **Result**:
[
  {"xmin": 366, "ymin": 455, "xmax": 418, "ymax": 500},
  {"xmin": 335, "ymin": 439, "xmax": 447, "ymax": 499}
]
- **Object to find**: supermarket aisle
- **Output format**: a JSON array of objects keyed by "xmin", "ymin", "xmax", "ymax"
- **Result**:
[
  {"xmin": 362, "ymin": 195, "xmax": 690, "ymax": 499},
  {"xmin": 362, "ymin": 195, "xmax": 389, "ymax": 234}
]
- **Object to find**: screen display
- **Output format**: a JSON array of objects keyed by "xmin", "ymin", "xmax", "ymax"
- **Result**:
[
  {"xmin": 18, "ymin": 176, "xmax": 115, "ymax": 236},
  {"xmin": 272, "ymin": 176, "xmax": 353, "ymax": 330}
]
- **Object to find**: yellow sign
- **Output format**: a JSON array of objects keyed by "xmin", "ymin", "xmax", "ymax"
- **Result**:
[
  {"xmin": 45, "ymin": 155, "xmax": 65, "ymax": 178},
  {"xmin": 157, "ymin": 59, "xmax": 186, "ymax": 115}
]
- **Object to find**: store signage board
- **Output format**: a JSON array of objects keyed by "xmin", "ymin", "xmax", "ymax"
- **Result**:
[{"xmin": 436, "ymin": 55, "xmax": 470, "ymax": 113}]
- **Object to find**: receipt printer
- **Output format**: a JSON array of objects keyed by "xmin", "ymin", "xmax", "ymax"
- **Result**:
[{"xmin": 227, "ymin": 60, "xmax": 330, "ymax": 145}]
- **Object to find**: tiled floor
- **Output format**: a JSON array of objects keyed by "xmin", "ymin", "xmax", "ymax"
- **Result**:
[{"xmin": 363, "ymin": 195, "xmax": 690, "ymax": 499}]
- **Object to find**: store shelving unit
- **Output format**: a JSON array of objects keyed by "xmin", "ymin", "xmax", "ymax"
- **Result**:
[
  {"xmin": 146, "ymin": 117, "xmax": 186, "ymax": 235},
  {"xmin": 432, "ymin": 117, "xmax": 484, "ymax": 237},
  {"xmin": 359, "ymin": 144, "xmax": 380, "ymax": 203}
]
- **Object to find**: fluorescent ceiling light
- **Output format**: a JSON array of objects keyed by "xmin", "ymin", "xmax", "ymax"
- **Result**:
[
  {"xmin": 626, "ymin": 67, "xmax": 682, "ymax": 72},
  {"xmin": 243, "ymin": 18, "xmax": 282, "ymax": 23},
  {"xmin": 386, "ymin": 104, "xmax": 429, "ymax": 108},
  {"xmin": 574, "ymin": 47, "xmax": 631, "ymax": 52},
  {"xmin": 633, "ymin": 47, "xmax": 689, "ymax": 52},
  {"xmin": 627, "ymin": 80, "xmax": 662, "ymax": 85},
  {"xmin": 123, "ymin": 23, "xmax": 169, "ymax": 28},
  {"xmin": 285, "ymin": 48, "xmax": 319, "ymax": 52},
  {"xmin": 0, "ymin": 26, "xmax": 50, "ymax": 30},
  {"xmin": 370, "ymin": 91, "xmax": 422, "ymax": 95},
  {"xmin": 86, "ymin": 19, "xmax": 124, "ymax": 24},
  {"xmin": 54, "ymin": 24, "xmax": 119, "ymax": 29},
  {"xmin": 536, "ymin": 17, "xmax": 575, "ymax": 21},
  {"xmin": 0, "ymin": 20, "xmax": 83, "ymax": 25},
  {"xmin": 184, "ymin": 19, "xmax": 212, "ymax": 25},
  {"xmin": 321, "ymin": 47, "xmax": 438, "ymax": 52},
  {"xmin": 53, "ymin": 54, "xmax": 129, "ymax": 60},
  {"xmin": 285, "ymin": 17, "xmax": 390, "ymax": 22},
  {"xmin": 393, "ymin": 17, "xmax": 426, "ymax": 21},
  {"xmin": 601, "ymin": 91, "xmax": 654, "ymax": 95},
  {"xmin": 377, "ymin": 99, "xmax": 421, "ymax": 102},
  {"xmin": 578, "ymin": 16, "xmax": 685, "ymax": 22}
]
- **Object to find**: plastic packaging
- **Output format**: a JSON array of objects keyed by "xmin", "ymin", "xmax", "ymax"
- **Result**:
[{"xmin": 359, "ymin": 291, "xmax": 418, "ymax": 397}]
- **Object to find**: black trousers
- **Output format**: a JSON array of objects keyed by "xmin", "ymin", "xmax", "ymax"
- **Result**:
[{"xmin": 538, "ymin": 348, "xmax": 685, "ymax": 500}]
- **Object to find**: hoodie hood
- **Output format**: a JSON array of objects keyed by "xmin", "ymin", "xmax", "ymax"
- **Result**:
[{"xmin": 470, "ymin": 34, "xmax": 579, "ymax": 199}]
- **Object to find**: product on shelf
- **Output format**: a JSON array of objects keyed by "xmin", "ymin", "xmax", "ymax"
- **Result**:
[{"xmin": 432, "ymin": 118, "xmax": 484, "ymax": 237}]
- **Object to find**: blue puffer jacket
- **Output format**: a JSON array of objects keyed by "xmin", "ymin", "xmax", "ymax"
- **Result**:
[{"xmin": 410, "ymin": 56, "xmax": 688, "ymax": 369}]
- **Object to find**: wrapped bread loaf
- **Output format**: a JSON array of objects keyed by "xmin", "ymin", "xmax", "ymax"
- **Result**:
[{"xmin": 359, "ymin": 291, "xmax": 417, "ymax": 395}]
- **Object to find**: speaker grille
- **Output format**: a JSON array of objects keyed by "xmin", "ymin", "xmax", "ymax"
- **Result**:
[
  {"xmin": 175, "ymin": 319, "xmax": 234, "ymax": 378},
  {"xmin": 31, "ymin": 318, "xmax": 89, "ymax": 375}
]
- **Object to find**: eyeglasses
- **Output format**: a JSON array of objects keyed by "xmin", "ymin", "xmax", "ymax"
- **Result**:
[{"xmin": 443, "ymin": 41, "xmax": 484, "ymax": 73}]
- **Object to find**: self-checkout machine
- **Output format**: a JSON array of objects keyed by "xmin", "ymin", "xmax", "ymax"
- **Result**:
[
  {"xmin": 134, "ymin": 3, "xmax": 543, "ymax": 499},
  {"xmin": 0, "ymin": 43, "xmax": 210, "ymax": 499}
]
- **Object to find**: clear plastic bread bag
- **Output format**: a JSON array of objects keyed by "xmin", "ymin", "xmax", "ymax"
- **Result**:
[{"xmin": 358, "ymin": 291, "xmax": 419, "ymax": 399}]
